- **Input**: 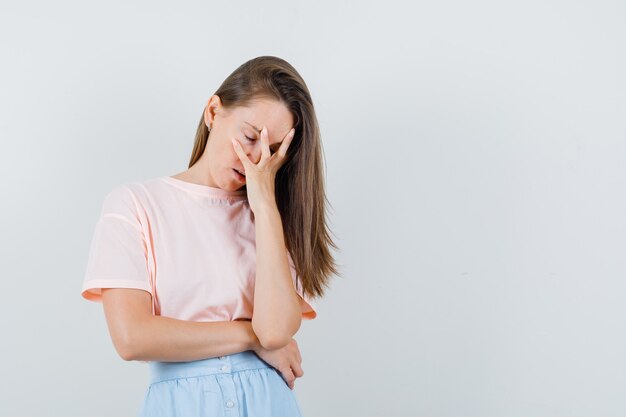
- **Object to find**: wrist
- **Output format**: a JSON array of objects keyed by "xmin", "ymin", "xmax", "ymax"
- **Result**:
[
  {"xmin": 243, "ymin": 320, "xmax": 262, "ymax": 352},
  {"xmin": 253, "ymin": 202, "xmax": 280, "ymax": 222}
]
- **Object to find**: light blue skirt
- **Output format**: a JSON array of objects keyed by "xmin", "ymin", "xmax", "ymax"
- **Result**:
[{"xmin": 139, "ymin": 350, "xmax": 304, "ymax": 417}]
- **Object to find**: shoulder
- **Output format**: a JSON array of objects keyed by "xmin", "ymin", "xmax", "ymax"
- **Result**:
[{"xmin": 99, "ymin": 176, "xmax": 163, "ymax": 216}]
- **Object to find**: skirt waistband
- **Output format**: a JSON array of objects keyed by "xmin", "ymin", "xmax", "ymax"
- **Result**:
[{"xmin": 148, "ymin": 350, "xmax": 272, "ymax": 384}]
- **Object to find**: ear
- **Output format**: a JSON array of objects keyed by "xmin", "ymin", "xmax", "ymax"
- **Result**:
[
  {"xmin": 204, "ymin": 95, "xmax": 222, "ymax": 129},
  {"xmin": 204, "ymin": 101, "xmax": 212, "ymax": 128}
]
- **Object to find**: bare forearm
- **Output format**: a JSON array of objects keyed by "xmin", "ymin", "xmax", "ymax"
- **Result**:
[
  {"xmin": 252, "ymin": 202, "xmax": 302, "ymax": 348},
  {"xmin": 126, "ymin": 316, "xmax": 261, "ymax": 362}
]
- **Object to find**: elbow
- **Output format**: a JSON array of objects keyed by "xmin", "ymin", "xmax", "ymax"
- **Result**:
[
  {"xmin": 116, "ymin": 334, "xmax": 140, "ymax": 361},
  {"xmin": 257, "ymin": 321, "xmax": 301, "ymax": 350},
  {"xmin": 118, "ymin": 345, "xmax": 135, "ymax": 362},
  {"xmin": 253, "ymin": 310, "xmax": 302, "ymax": 350},
  {"xmin": 258, "ymin": 332, "xmax": 291, "ymax": 350},
  {"xmin": 255, "ymin": 324, "xmax": 294, "ymax": 350}
]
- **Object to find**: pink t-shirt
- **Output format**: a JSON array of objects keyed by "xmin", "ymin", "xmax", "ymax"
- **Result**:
[{"xmin": 81, "ymin": 175, "xmax": 317, "ymax": 322}]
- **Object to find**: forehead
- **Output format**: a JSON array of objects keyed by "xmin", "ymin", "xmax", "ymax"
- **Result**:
[{"xmin": 237, "ymin": 99, "xmax": 294, "ymax": 143}]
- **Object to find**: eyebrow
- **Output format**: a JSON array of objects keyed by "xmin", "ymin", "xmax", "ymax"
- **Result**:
[{"xmin": 244, "ymin": 121, "xmax": 262, "ymax": 133}]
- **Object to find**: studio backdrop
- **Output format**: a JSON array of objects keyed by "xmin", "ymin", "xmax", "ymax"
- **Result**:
[{"xmin": 0, "ymin": 1, "xmax": 624, "ymax": 416}]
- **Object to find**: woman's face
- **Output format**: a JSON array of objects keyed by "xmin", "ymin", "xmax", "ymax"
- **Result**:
[{"xmin": 202, "ymin": 95, "xmax": 295, "ymax": 191}]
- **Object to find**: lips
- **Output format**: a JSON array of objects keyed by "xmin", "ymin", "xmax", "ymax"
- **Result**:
[
  {"xmin": 234, "ymin": 168, "xmax": 246, "ymax": 177},
  {"xmin": 233, "ymin": 168, "xmax": 246, "ymax": 182}
]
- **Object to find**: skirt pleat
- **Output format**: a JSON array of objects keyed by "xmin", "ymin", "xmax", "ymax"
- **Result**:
[{"xmin": 139, "ymin": 350, "xmax": 303, "ymax": 417}]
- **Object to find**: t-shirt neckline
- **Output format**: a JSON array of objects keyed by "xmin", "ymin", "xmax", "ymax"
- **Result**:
[{"xmin": 160, "ymin": 176, "xmax": 247, "ymax": 199}]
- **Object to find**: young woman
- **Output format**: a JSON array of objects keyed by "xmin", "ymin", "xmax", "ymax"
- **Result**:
[{"xmin": 80, "ymin": 56, "xmax": 339, "ymax": 416}]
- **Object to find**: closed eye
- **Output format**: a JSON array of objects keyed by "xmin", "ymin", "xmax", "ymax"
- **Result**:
[{"xmin": 245, "ymin": 135, "xmax": 277, "ymax": 154}]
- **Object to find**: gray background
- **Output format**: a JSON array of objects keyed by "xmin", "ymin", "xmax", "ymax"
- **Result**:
[{"xmin": 1, "ymin": 1, "xmax": 624, "ymax": 416}]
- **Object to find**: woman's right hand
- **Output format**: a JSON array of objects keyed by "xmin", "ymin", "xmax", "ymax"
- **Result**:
[{"xmin": 253, "ymin": 338, "xmax": 304, "ymax": 390}]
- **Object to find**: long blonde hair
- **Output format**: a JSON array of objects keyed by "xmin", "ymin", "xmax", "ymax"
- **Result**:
[{"xmin": 187, "ymin": 56, "xmax": 340, "ymax": 300}]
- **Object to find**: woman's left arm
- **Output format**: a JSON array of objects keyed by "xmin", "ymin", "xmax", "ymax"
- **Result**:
[
  {"xmin": 231, "ymin": 125, "xmax": 300, "ymax": 351},
  {"xmin": 252, "ymin": 201, "xmax": 303, "ymax": 350}
]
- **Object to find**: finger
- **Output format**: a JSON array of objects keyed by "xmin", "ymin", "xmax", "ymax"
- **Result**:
[
  {"xmin": 275, "ymin": 128, "xmax": 295, "ymax": 159},
  {"xmin": 260, "ymin": 126, "xmax": 271, "ymax": 161},
  {"xmin": 280, "ymin": 367, "xmax": 296, "ymax": 389},
  {"xmin": 231, "ymin": 138, "xmax": 251, "ymax": 166},
  {"xmin": 291, "ymin": 360, "xmax": 304, "ymax": 378}
]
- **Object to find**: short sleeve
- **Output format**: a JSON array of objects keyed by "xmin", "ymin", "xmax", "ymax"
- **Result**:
[
  {"xmin": 287, "ymin": 251, "xmax": 317, "ymax": 320},
  {"xmin": 81, "ymin": 185, "xmax": 153, "ymax": 303}
]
